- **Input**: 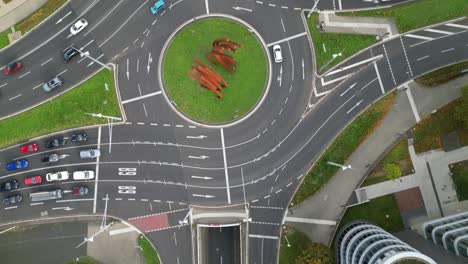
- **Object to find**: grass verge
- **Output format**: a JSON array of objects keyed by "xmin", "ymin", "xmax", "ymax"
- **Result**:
[
  {"xmin": 292, "ymin": 92, "xmax": 396, "ymax": 205},
  {"xmin": 280, "ymin": 227, "xmax": 333, "ymax": 264},
  {"xmin": 307, "ymin": 13, "xmax": 377, "ymax": 73},
  {"xmin": 0, "ymin": 69, "xmax": 120, "ymax": 148},
  {"xmin": 138, "ymin": 235, "xmax": 161, "ymax": 264},
  {"xmin": 413, "ymin": 90, "xmax": 468, "ymax": 153},
  {"xmin": 0, "ymin": 28, "xmax": 11, "ymax": 49},
  {"xmin": 415, "ymin": 60, "xmax": 468, "ymax": 86},
  {"xmin": 451, "ymin": 161, "xmax": 468, "ymax": 201},
  {"xmin": 363, "ymin": 137, "xmax": 413, "ymax": 187},
  {"xmin": 340, "ymin": 0, "xmax": 468, "ymax": 33},
  {"xmin": 15, "ymin": 0, "xmax": 67, "ymax": 34},
  {"xmin": 338, "ymin": 194, "xmax": 404, "ymax": 233},
  {"xmin": 163, "ymin": 18, "xmax": 267, "ymax": 124},
  {"xmin": 66, "ymin": 256, "xmax": 98, "ymax": 264}
]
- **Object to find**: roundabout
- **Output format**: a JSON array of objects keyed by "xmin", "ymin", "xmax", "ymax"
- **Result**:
[{"xmin": 161, "ymin": 15, "xmax": 269, "ymax": 127}]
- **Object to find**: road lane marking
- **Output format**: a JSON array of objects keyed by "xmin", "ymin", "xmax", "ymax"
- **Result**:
[
  {"xmin": 441, "ymin": 48, "xmax": 455, "ymax": 53},
  {"xmin": 17, "ymin": 71, "xmax": 31, "ymax": 79},
  {"xmin": 445, "ymin": 23, "xmax": 468, "ymax": 30},
  {"xmin": 220, "ymin": 128, "xmax": 231, "ymax": 204},
  {"xmin": 424, "ymin": 28, "xmax": 454, "ymax": 35},
  {"xmin": 0, "ymin": 83, "xmax": 7, "ymax": 88},
  {"xmin": 4, "ymin": 206, "xmax": 18, "ymax": 210},
  {"xmin": 41, "ymin": 58, "xmax": 53, "ymax": 66},
  {"xmin": 404, "ymin": 84, "xmax": 421, "ymax": 122},
  {"xmin": 417, "ymin": 55, "xmax": 430, "ymax": 61},
  {"xmin": 280, "ymin": 18, "xmax": 286, "ymax": 32},
  {"xmin": 205, "ymin": 0, "xmax": 209, "ymax": 13},
  {"xmin": 249, "ymin": 234, "xmax": 278, "ymax": 240},
  {"xmin": 142, "ymin": 103, "xmax": 148, "ymax": 117},
  {"xmin": 373, "ymin": 62, "xmax": 385, "ymax": 94},
  {"xmin": 109, "ymin": 227, "xmax": 136, "ymax": 236},
  {"xmin": 30, "ymin": 202, "xmax": 43, "ymax": 206},
  {"xmin": 359, "ymin": 78, "xmax": 377, "ymax": 91},
  {"xmin": 399, "ymin": 36, "xmax": 413, "ymax": 77},
  {"xmin": 340, "ymin": 82, "xmax": 357, "ymax": 97},
  {"xmin": 256, "ymin": 0, "xmax": 263, "ymax": 3},
  {"xmin": 404, "ymin": 34, "xmax": 434, "ymax": 41},
  {"xmin": 266, "ymin": 32, "xmax": 307, "ymax": 47},
  {"xmin": 324, "ymin": 55, "xmax": 383, "ymax": 77},
  {"xmin": 285, "ymin": 217, "xmax": 336, "ymax": 225},
  {"xmin": 9, "ymin": 94, "xmax": 21, "ymax": 101},
  {"xmin": 320, "ymin": 74, "xmax": 352, "ymax": 86},
  {"xmin": 121, "ymin": 91, "xmax": 162, "ymax": 104},
  {"xmin": 80, "ymin": 39, "xmax": 95, "ymax": 50},
  {"xmin": 56, "ymin": 198, "xmax": 93, "ymax": 203},
  {"xmin": 84, "ymin": 0, "xmax": 125, "ymax": 37},
  {"xmin": 268, "ymin": 3, "xmax": 276, "ymax": 7},
  {"xmin": 382, "ymin": 44, "xmax": 397, "ymax": 85},
  {"xmin": 346, "ymin": 99, "xmax": 363, "ymax": 114},
  {"xmin": 32, "ymin": 82, "xmax": 45, "ymax": 90},
  {"xmin": 57, "ymin": 69, "xmax": 68, "ymax": 76},
  {"xmin": 93, "ymin": 126, "xmax": 101, "ymax": 214}
]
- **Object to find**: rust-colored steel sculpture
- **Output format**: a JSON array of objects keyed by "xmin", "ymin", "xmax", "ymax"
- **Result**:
[
  {"xmin": 207, "ymin": 38, "xmax": 243, "ymax": 73},
  {"xmin": 187, "ymin": 59, "xmax": 227, "ymax": 99}
]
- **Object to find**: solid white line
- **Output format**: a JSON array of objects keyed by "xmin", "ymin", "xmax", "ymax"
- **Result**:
[
  {"xmin": 249, "ymin": 234, "xmax": 278, "ymax": 240},
  {"xmin": 338, "ymin": 0, "xmax": 342, "ymax": 10},
  {"xmin": 142, "ymin": 103, "xmax": 148, "ymax": 117},
  {"xmin": 405, "ymin": 84, "xmax": 421, "ymax": 122},
  {"xmin": 4, "ymin": 206, "xmax": 17, "ymax": 210},
  {"xmin": 93, "ymin": 126, "xmax": 101, "ymax": 214},
  {"xmin": 346, "ymin": 99, "xmax": 363, "ymax": 114},
  {"xmin": 121, "ymin": 91, "xmax": 162, "ymax": 104},
  {"xmin": 80, "ymin": 39, "xmax": 95, "ymax": 50},
  {"xmin": 340, "ymin": 82, "xmax": 356, "ymax": 97},
  {"xmin": 205, "ymin": 0, "xmax": 209, "ymax": 14},
  {"xmin": 445, "ymin": 23, "xmax": 468, "ymax": 30},
  {"xmin": 320, "ymin": 74, "xmax": 352, "ymax": 86},
  {"xmin": 32, "ymin": 82, "xmax": 45, "ymax": 90},
  {"xmin": 280, "ymin": 18, "xmax": 286, "ymax": 33},
  {"xmin": 57, "ymin": 69, "xmax": 68, "ymax": 76},
  {"xmin": 266, "ymin": 32, "xmax": 307, "ymax": 47},
  {"xmin": 220, "ymin": 128, "xmax": 231, "ymax": 204},
  {"xmin": 9, "ymin": 94, "xmax": 21, "ymax": 101},
  {"xmin": 0, "ymin": 226, "xmax": 16, "ymax": 234},
  {"xmin": 285, "ymin": 216, "xmax": 336, "ymax": 225},
  {"xmin": 424, "ymin": 28, "xmax": 454, "ymax": 35},
  {"xmin": 404, "ymin": 34, "xmax": 434, "ymax": 41},
  {"xmin": 324, "ymin": 55, "xmax": 383, "ymax": 77},
  {"xmin": 399, "ymin": 36, "xmax": 413, "ymax": 77},
  {"xmin": 41, "ymin": 58, "xmax": 53, "ymax": 66},
  {"xmin": 360, "ymin": 78, "xmax": 377, "ymax": 91},
  {"xmin": 0, "ymin": 83, "xmax": 7, "ymax": 88},
  {"xmin": 30, "ymin": 202, "xmax": 43, "ymax": 206},
  {"xmin": 109, "ymin": 227, "xmax": 136, "ymax": 236},
  {"xmin": 373, "ymin": 62, "xmax": 385, "ymax": 94},
  {"xmin": 56, "ymin": 198, "xmax": 94, "ymax": 203},
  {"xmin": 17, "ymin": 71, "xmax": 31, "ymax": 79},
  {"xmin": 417, "ymin": 55, "xmax": 430, "ymax": 61},
  {"xmin": 441, "ymin": 48, "xmax": 455, "ymax": 53}
]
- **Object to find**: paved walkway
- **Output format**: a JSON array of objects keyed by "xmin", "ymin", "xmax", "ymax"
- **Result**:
[
  {"xmin": 0, "ymin": 0, "xmax": 47, "ymax": 32},
  {"xmin": 319, "ymin": 11, "xmax": 398, "ymax": 39},
  {"xmin": 289, "ymin": 75, "xmax": 467, "ymax": 245}
]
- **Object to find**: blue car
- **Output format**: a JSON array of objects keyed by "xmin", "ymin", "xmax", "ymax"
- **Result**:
[
  {"xmin": 6, "ymin": 159, "xmax": 28, "ymax": 171},
  {"xmin": 150, "ymin": 0, "xmax": 165, "ymax": 14}
]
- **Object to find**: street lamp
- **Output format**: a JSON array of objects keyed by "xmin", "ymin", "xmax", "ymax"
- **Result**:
[
  {"xmin": 319, "ymin": 50, "xmax": 344, "ymax": 73},
  {"xmin": 78, "ymin": 50, "xmax": 112, "ymax": 70},
  {"xmin": 86, "ymin": 113, "xmax": 121, "ymax": 154},
  {"xmin": 327, "ymin": 161, "xmax": 352, "ymax": 171}
]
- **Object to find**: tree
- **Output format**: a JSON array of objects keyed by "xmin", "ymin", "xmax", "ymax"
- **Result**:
[
  {"xmin": 455, "ymin": 86, "xmax": 468, "ymax": 129},
  {"xmin": 295, "ymin": 243, "xmax": 334, "ymax": 264},
  {"xmin": 384, "ymin": 163, "xmax": 402, "ymax": 180}
]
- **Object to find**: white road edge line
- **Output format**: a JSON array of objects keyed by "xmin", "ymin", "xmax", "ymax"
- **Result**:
[
  {"xmin": 404, "ymin": 84, "xmax": 421, "ymax": 122},
  {"xmin": 267, "ymin": 32, "xmax": 307, "ymax": 47},
  {"xmin": 121, "ymin": 91, "xmax": 162, "ymax": 104},
  {"xmin": 93, "ymin": 126, "xmax": 101, "ymax": 213},
  {"xmin": 220, "ymin": 128, "xmax": 231, "ymax": 204},
  {"xmin": 373, "ymin": 62, "xmax": 385, "ymax": 95}
]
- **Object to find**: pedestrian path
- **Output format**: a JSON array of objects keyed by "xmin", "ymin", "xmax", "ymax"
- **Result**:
[{"xmin": 0, "ymin": 0, "xmax": 47, "ymax": 32}]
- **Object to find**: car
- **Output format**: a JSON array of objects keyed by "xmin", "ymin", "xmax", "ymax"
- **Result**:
[
  {"xmin": 79, "ymin": 149, "xmax": 101, "ymax": 159},
  {"xmin": 150, "ymin": 0, "xmax": 165, "ymax": 14},
  {"xmin": 6, "ymin": 159, "xmax": 28, "ymax": 171},
  {"xmin": 0, "ymin": 180, "xmax": 19, "ymax": 191},
  {"xmin": 24, "ymin": 176, "xmax": 42, "ymax": 186},
  {"xmin": 20, "ymin": 143, "xmax": 38, "ymax": 153},
  {"xmin": 46, "ymin": 171, "xmax": 69, "ymax": 182},
  {"xmin": 72, "ymin": 186, "xmax": 89, "ymax": 196},
  {"xmin": 3, "ymin": 61, "xmax": 22, "ymax": 75},
  {"xmin": 41, "ymin": 153, "xmax": 60, "ymax": 163},
  {"xmin": 45, "ymin": 137, "xmax": 66, "ymax": 148},
  {"xmin": 63, "ymin": 47, "xmax": 79, "ymax": 63},
  {"xmin": 272, "ymin": 45, "xmax": 282, "ymax": 63},
  {"xmin": 42, "ymin": 77, "xmax": 63, "ymax": 92},
  {"xmin": 70, "ymin": 18, "xmax": 88, "ymax": 35},
  {"xmin": 71, "ymin": 132, "xmax": 88, "ymax": 142},
  {"xmin": 73, "ymin": 170, "xmax": 95, "ymax": 180},
  {"xmin": 3, "ymin": 194, "xmax": 22, "ymax": 205}
]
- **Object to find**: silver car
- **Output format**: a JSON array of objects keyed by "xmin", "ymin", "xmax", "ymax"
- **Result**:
[
  {"xmin": 43, "ymin": 77, "xmax": 63, "ymax": 92},
  {"xmin": 80, "ymin": 149, "xmax": 101, "ymax": 159}
]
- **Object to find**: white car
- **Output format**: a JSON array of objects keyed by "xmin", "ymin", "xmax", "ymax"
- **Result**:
[
  {"xmin": 46, "ymin": 171, "xmax": 69, "ymax": 182},
  {"xmin": 73, "ymin": 170, "xmax": 95, "ymax": 180},
  {"xmin": 70, "ymin": 18, "xmax": 88, "ymax": 35},
  {"xmin": 273, "ymin": 45, "xmax": 282, "ymax": 63}
]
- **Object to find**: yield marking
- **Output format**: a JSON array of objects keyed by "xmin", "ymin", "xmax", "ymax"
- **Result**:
[
  {"xmin": 424, "ymin": 28, "xmax": 454, "ymax": 35},
  {"xmin": 192, "ymin": 194, "xmax": 214, "ymax": 198},
  {"xmin": 191, "ymin": 176, "xmax": 213, "ymax": 180},
  {"xmin": 232, "ymin": 6, "xmax": 252, "ymax": 12},
  {"xmin": 346, "ymin": 99, "xmax": 363, "ymax": 114},
  {"xmin": 186, "ymin": 135, "xmax": 207, "ymax": 139},
  {"xmin": 404, "ymin": 34, "xmax": 434, "ymax": 41},
  {"xmin": 445, "ymin": 23, "xmax": 468, "ymax": 30},
  {"xmin": 340, "ymin": 82, "xmax": 357, "ymax": 97},
  {"xmin": 188, "ymin": 155, "xmax": 209, "ymax": 159}
]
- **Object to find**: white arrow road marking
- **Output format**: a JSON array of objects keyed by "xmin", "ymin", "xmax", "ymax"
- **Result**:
[
  {"xmin": 188, "ymin": 155, "xmax": 209, "ymax": 159},
  {"xmin": 56, "ymin": 11, "xmax": 72, "ymax": 24},
  {"xmin": 126, "ymin": 58, "xmax": 130, "ymax": 80},
  {"xmin": 147, "ymin": 52, "xmax": 152, "ymax": 74},
  {"xmin": 278, "ymin": 65, "xmax": 283, "ymax": 87},
  {"xmin": 191, "ymin": 176, "xmax": 213, "ymax": 180},
  {"xmin": 346, "ymin": 99, "xmax": 363, "ymax": 114},
  {"xmin": 232, "ymin": 6, "xmax": 252, "ymax": 12},
  {"xmin": 52, "ymin": 207, "xmax": 74, "ymax": 211},
  {"xmin": 192, "ymin": 194, "xmax": 215, "ymax": 198},
  {"xmin": 186, "ymin": 135, "xmax": 207, "ymax": 139},
  {"xmin": 340, "ymin": 82, "xmax": 357, "ymax": 97}
]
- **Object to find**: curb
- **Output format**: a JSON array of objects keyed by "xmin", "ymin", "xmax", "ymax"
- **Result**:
[{"xmin": 158, "ymin": 13, "xmax": 272, "ymax": 129}]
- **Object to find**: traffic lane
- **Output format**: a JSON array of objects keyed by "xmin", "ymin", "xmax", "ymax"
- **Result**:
[
  {"xmin": 248, "ymin": 233, "xmax": 279, "ymax": 264},
  {"xmin": 0, "ymin": 221, "xmax": 88, "ymax": 264},
  {"xmin": 145, "ymin": 225, "xmax": 192, "ymax": 264},
  {"xmin": 206, "ymin": 225, "xmax": 239, "ymax": 264}
]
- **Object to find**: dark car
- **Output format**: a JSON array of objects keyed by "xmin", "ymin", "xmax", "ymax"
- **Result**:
[
  {"xmin": 6, "ymin": 159, "xmax": 28, "ymax": 171},
  {"xmin": 72, "ymin": 186, "xmax": 89, "ymax": 196},
  {"xmin": 45, "ymin": 138, "xmax": 66, "ymax": 148},
  {"xmin": 41, "ymin": 153, "xmax": 60, "ymax": 163},
  {"xmin": 3, "ymin": 194, "xmax": 22, "ymax": 205},
  {"xmin": 64, "ymin": 47, "xmax": 79, "ymax": 63},
  {"xmin": 71, "ymin": 132, "xmax": 88, "ymax": 142},
  {"xmin": 3, "ymin": 61, "xmax": 22, "ymax": 75},
  {"xmin": 0, "ymin": 180, "xmax": 19, "ymax": 191}
]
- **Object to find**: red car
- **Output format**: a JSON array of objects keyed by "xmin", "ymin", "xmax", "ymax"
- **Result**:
[
  {"xmin": 24, "ymin": 176, "xmax": 42, "ymax": 185},
  {"xmin": 20, "ymin": 143, "xmax": 38, "ymax": 153},
  {"xmin": 3, "ymin": 61, "xmax": 23, "ymax": 75}
]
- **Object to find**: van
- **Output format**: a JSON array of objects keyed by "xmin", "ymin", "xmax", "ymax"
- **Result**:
[{"xmin": 30, "ymin": 189, "xmax": 63, "ymax": 202}]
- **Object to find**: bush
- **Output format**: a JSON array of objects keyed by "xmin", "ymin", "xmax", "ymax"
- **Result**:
[
  {"xmin": 384, "ymin": 163, "xmax": 402, "ymax": 180},
  {"xmin": 295, "ymin": 243, "xmax": 334, "ymax": 264},
  {"xmin": 455, "ymin": 86, "xmax": 468, "ymax": 129}
]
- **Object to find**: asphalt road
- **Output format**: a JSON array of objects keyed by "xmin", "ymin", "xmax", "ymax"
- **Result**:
[{"xmin": 0, "ymin": 0, "xmax": 465, "ymax": 263}]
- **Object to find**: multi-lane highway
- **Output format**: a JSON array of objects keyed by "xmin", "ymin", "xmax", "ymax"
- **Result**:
[{"xmin": 0, "ymin": 0, "xmax": 466, "ymax": 263}]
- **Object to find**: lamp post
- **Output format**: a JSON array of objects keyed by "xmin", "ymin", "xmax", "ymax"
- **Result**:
[
  {"xmin": 327, "ymin": 161, "xmax": 352, "ymax": 171},
  {"xmin": 319, "ymin": 50, "xmax": 344, "ymax": 73},
  {"xmin": 86, "ymin": 113, "xmax": 121, "ymax": 153},
  {"xmin": 77, "ymin": 50, "xmax": 112, "ymax": 70}
]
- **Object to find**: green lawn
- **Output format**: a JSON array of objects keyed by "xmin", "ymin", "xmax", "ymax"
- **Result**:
[
  {"xmin": 15, "ymin": 0, "xmax": 67, "ymax": 33},
  {"xmin": 363, "ymin": 138, "xmax": 413, "ymax": 186},
  {"xmin": 292, "ymin": 92, "xmax": 396, "ymax": 205},
  {"xmin": 66, "ymin": 256, "xmax": 98, "ymax": 264},
  {"xmin": 451, "ymin": 161, "xmax": 468, "ymax": 201},
  {"xmin": 307, "ymin": 13, "xmax": 377, "ymax": 73},
  {"xmin": 0, "ymin": 69, "xmax": 120, "ymax": 148},
  {"xmin": 340, "ymin": 0, "xmax": 468, "ymax": 33},
  {"xmin": 0, "ymin": 28, "xmax": 11, "ymax": 49},
  {"xmin": 138, "ymin": 235, "xmax": 161, "ymax": 264},
  {"xmin": 415, "ymin": 60, "xmax": 468, "ymax": 86},
  {"xmin": 413, "ymin": 89, "xmax": 468, "ymax": 153},
  {"xmin": 163, "ymin": 18, "xmax": 267, "ymax": 124},
  {"xmin": 279, "ymin": 227, "xmax": 333, "ymax": 264},
  {"xmin": 338, "ymin": 194, "xmax": 404, "ymax": 233}
]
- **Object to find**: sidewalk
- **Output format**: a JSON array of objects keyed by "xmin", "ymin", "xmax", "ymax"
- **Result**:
[
  {"xmin": 289, "ymin": 75, "xmax": 467, "ymax": 245},
  {"xmin": 0, "ymin": 0, "xmax": 47, "ymax": 32},
  {"xmin": 319, "ymin": 11, "xmax": 398, "ymax": 39}
]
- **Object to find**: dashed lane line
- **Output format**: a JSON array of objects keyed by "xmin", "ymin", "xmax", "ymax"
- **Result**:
[{"xmin": 382, "ymin": 44, "xmax": 396, "ymax": 85}]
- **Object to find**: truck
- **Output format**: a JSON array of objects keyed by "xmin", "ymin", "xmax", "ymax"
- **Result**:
[{"xmin": 30, "ymin": 189, "xmax": 63, "ymax": 202}]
